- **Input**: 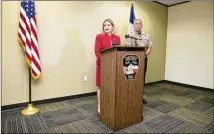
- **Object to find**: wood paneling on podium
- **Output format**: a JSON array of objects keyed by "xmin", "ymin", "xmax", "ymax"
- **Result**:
[{"xmin": 100, "ymin": 46, "xmax": 146, "ymax": 131}]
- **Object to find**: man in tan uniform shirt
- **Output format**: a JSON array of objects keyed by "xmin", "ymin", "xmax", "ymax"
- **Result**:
[{"xmin": 125, "ymin": 18, "xmax": 153, "ymax": 103}]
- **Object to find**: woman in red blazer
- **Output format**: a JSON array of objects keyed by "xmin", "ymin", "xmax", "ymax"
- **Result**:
[{"xmin": 94, "ymin": 18, "xmax": 121, "ymax": 116}]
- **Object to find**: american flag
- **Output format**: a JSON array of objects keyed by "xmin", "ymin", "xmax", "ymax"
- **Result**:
[{"xmin": 18, "ymin": 1, "xmax": 41, "ymax": 79}]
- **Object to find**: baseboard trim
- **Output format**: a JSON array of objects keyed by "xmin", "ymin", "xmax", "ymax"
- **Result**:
[
  {"xmin": 145, "ymin": 80, "xmax": 165, "ymax": 86},
  {"xmin": 1, "ymin": 92, "xmax": 97, "ymax": 111},
  {"xmin": 164, "ymin": 80, "xmax": 214, "ymax": 92}
]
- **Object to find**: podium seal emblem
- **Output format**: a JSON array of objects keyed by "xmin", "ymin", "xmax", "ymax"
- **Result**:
[{"xmin": 123, "ymin": 55, "xmax": 139, "ymax": 80}]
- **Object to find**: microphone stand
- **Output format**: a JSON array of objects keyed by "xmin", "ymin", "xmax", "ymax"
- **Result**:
[{"xmin": 125, "ymin": 35, "xmax": 139, "ymax": 46}]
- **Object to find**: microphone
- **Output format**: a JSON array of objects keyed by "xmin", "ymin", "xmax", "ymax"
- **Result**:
[
  {"xmin": 125, "ymin": 34, "xmax": 141, "ymax": 46},
  {"xmin": 125, "ymin": 34, "xmax": 142, "ymax": 40},
  {"xmin": 112, "ymin": 42, "xmax": 119, "ymax": 46}
]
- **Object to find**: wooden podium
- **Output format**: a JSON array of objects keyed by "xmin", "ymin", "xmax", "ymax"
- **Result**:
[{"xmin": 100, "ymin": 46, "xmax": 146, "ymax": 131}]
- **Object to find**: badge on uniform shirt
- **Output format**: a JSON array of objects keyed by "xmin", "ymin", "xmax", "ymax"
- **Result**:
[{"xmin": 123, "ymin": 55, "xmax": 139, "ymax": 80}]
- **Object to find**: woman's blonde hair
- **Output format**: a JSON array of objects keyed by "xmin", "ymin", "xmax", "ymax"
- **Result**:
[{"xmin": 101, "ymin": 18, "xmax": 116, "ymax": 34}]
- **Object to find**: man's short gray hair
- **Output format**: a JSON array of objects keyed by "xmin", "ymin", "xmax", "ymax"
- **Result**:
[{"xmin": 134, "ymin": 18, "xmax": 143, "ymax": 25}]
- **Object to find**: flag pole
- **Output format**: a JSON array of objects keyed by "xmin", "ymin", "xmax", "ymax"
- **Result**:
[{"xmin": 21, "ymin": 67, "xmax": 39, "ymax": 115}]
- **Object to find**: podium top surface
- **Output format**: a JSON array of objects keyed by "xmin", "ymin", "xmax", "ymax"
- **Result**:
[{"xmin": 100, "ymin": 45, "xmax": 147, "ymax": 53}]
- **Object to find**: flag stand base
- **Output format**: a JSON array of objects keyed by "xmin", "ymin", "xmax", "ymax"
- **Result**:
[{"xmin": 21, "ymin": 103, "xmax": 39, "ymax": 115}]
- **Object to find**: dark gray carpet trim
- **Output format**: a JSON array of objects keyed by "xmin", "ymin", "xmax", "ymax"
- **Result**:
[
  {"xmin": 200, "ymin": 97, "xmax": 214, "ymax": 104},
  {"xmin": 204, "ymin": 123, "xmax": 214, "ymax": 133},
  {"xmin": 146, "ymin": 100, "xmax": 180, "ymax": 113},
  {"xmin": 115, "ymin": 122, "xmax": 157, "ymax": 133},
  {"xmin": 185, "ymin": 101, "xmax": 214, "ymax": 116},
  {"xmin": 2, "ymin": 114, "xmax": 47, "ymax": 133},
  {"xmin": 158, "ymin": 87, "xmax": 184, "ymax": 95},
  {"xmin": 144, "ymin": 115, "xmax": 208, "ymax": 133},
  {"xmin": 91, "ymin": 120, "xmax": 114, "ymax": 133},
  {"xmin": 36, "ymin": 101, "xmax": 70, "ymax": 113},
  {"xmin": 144, "ymin": 89, "xmax": 165, "ymax": 96},
  {"xmin": 176, "ymin": 91, "xmax": 200, "ymax": 99},
  {"xmin": 37, "ymin": 119, "xmax": 105, "ymax": 133},
  {"xmin": 76, "ymin": 103, "xmax": 100, "ymax": 121},
  {"xmin": 40, "ymin": 107, "xmax": 85, "ymax": 128}
]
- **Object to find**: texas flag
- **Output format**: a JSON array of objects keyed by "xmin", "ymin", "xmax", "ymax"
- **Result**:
[
  {"xmin": 133, "ymin": 65, "xmax": 139, "ymax": 73},
  {"xmin": 128, "ymin": 3, "xmax": 136, "ymax": 33}
]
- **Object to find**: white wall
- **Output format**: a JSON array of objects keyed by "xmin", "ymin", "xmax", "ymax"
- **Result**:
[{"xmin": 165, "ymin": 2, "xmax": 214, "ymax": 89}]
